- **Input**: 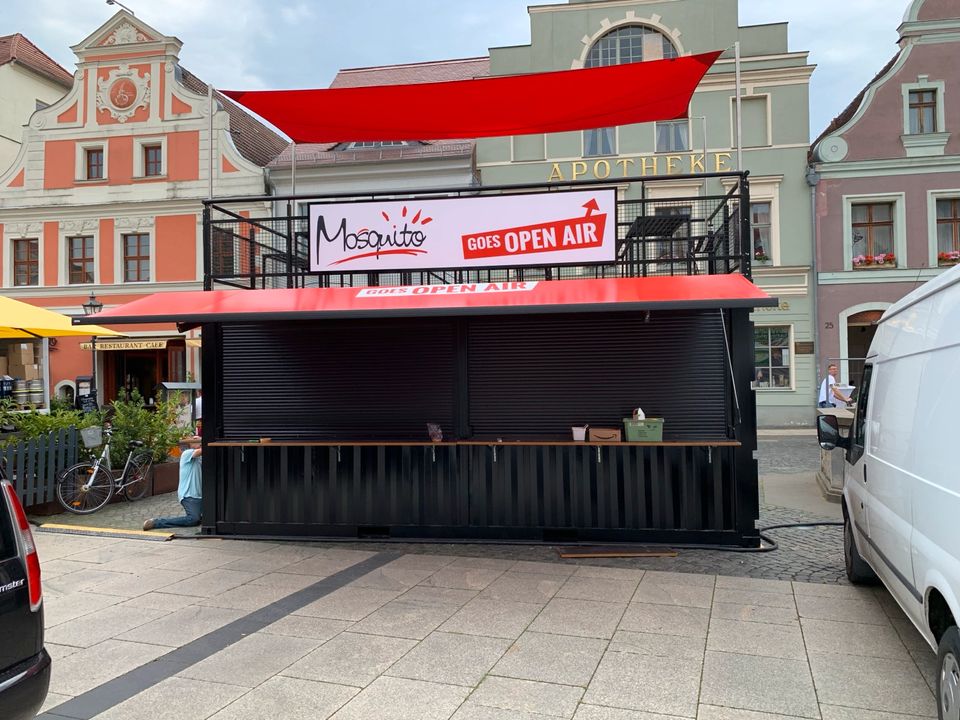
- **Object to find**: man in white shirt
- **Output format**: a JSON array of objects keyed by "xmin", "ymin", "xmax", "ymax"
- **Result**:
[{"xmin": 818, "ymin": 364, "xmax": 852, "ymax": 407}]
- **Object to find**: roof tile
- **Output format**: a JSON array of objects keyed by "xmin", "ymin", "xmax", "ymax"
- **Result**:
[
  {"xmin": 330, "ymin": 56, "xmax": 490, "ymax": 88},
  {"xmin": 179, "ymin": 67, "xmax": 288, "ymax": 167},
  {"xmin": 0, "ymin": 33, "xmax": 73, "ymax": 88}
]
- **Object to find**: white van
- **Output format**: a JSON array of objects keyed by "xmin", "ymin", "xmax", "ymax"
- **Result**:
[{"xmin": 818, "ymin": 264, "xmax": 960, "ymax": 720}]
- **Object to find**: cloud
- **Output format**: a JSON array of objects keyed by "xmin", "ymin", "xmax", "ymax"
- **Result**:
[{"xmin": 5, "ymin": 0, "xmax": 912, "ymax": 139}]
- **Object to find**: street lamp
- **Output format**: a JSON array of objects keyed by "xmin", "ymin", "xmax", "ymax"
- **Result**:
[
  {"xmin": 105, "ymin": 0, "xmax": 135, "ymax": 15},
  {"xmin": 82, "ymin": 293, "xmax": 103, "ymax": 407},
  {"xmin": 82, "ymin": 292, "xmax": 103, "ymax": 316}
]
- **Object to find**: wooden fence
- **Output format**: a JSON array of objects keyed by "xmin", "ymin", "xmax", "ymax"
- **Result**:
[{"xmin": 1, "ymin": 428, "xmax": 78, "ymax": 509}]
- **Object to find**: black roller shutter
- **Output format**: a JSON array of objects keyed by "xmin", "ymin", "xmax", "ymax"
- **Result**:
[
  {"xmin": 467, "ymin": 311, "xmax": 728, "ymax": 440},
  {"xmin": 221, "ymin": 319, "xmax": 456, "ymax": 441}
]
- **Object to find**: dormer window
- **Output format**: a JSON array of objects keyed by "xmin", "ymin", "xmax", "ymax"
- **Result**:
[{"xmin": 333, "ymin": 141, "xmax": 420, "ymax": 150}]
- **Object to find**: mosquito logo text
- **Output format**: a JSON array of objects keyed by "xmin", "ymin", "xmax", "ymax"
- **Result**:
[{"xmin": 315, "ymin": 206, "xmax": 433, "ymax": 266}]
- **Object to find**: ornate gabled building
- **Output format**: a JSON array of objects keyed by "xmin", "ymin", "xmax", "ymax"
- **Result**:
[
  {"xmin": 810, "ymin": 0, "xmax": 960, "ymax": 391},
  {"xmin": 0, "ymin": 11, "xmax": 285, "ymax": 406}
]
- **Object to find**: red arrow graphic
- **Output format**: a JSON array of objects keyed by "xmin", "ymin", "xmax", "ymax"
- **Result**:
[{"xmin": 583, "ymin": 198, "xmax": 600, "ymax": 217}]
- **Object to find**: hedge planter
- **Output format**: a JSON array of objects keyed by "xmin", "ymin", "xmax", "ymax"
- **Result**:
[{"xmin": 150, "ymin": 461, "xmax": 179, "ymax": 496}]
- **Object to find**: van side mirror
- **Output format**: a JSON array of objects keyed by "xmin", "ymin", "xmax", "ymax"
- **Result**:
[{"xmin": 817, "ymin": 414, "xmax": 848, "ymax": 450}]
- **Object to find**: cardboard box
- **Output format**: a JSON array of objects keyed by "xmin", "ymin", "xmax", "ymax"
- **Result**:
[
  {"xmin": 8, "ymin": 363, "xmax": 39, "ymax": 381},
  {"xmin": 6, "ymin": 343, "xmax": 35, "ymax": 365},
  {"xmin": 588, "ymin": 427, "xmax": 622, "ymax": 442}
]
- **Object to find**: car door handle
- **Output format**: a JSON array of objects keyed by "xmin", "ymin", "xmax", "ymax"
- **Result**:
[{"xmin": 863, "ymin": 466, "xmax": 868, "ymax": 484}]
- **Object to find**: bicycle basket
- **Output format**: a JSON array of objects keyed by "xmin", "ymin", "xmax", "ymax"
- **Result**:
[{"xmin": 80, "ymin": 426, "xmax": 103, "ymax": 449}]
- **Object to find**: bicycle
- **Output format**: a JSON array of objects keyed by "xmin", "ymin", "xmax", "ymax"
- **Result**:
[{"xmin": 56, "ymin": 425, "xmax": 154, "ymax": 514}]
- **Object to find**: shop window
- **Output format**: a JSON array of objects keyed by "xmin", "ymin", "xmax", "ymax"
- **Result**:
[
  {"xmin": 582, "ymin": 25, "xmax": 677, "ymax": 159},
  {"xmin": 85, "ymin": 147, "xmax": 104, "ymax": 180},
  {"xmin": 143, "ymin": 145, "xmax": 163, "ymax": 176},
  {"xmin": 13, "ymin": 238, "xmax": 39, "ymax": 287},
  {"xmin": 851, "ymin": 203, "xmax": 895, "ymax": 268},
  {"xmin": 754, "ymin": 326, "xmax": 792, "ymax": 389},
  {"xmin": 908, "ymin": 90, "xmax": 937, "ymax": 134},
  {"xmin": 123, "ymin": 233, "xmax": 150, "ymax": 282},
  {"xmin": 751, "ymin": 202, "xmax": 772, "ymax": 265},
  {"xmin": 656, "ymin": 120, "xmax": 689, "ymax": 153},
  {"xmin": 67, "ymin": 235, "xmax": 95, "ymax": 284},
  {"xmin": 937, "ymin": 198, "xmax": 960, "ymax": 266}
]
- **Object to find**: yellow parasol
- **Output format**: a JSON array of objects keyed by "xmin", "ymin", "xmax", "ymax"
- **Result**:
[{"xmin": 0, "ymin": 295, "xmax": 121, "ymax": 339}]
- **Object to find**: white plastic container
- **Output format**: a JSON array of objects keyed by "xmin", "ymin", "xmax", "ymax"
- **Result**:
[{"xmin": 571, "ymin": 426, "xmax": 587, "ymax": 441}]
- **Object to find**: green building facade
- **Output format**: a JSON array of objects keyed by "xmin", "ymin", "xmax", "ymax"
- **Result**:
[{"xmin": 477, "ymin": 0, "xmax": 817, "ymax": 427}]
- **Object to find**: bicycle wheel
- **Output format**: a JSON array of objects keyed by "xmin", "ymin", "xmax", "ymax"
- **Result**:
[
  {"xmin": 56, "ymin": 463, "xmax": 114, "ymax": 514},
  {"xmin": 123, "ymin": 451, "xmax": 153, "ymax": 501}
]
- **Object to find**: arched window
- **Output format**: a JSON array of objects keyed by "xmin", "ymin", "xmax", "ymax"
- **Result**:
[
  {"xmin": 584, "ymin": 26, "xmax": 678, "ymax": 68},
  {"xmin": 583, "ymin": 26, "xmax": 680, "ymax": 157}
]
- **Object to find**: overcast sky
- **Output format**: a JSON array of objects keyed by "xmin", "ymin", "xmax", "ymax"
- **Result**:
[{"xmin": 4, "ymin": 0, "xmax": 910, "ymax": 140}]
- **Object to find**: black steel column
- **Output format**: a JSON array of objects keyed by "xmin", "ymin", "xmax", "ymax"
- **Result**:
[
  {"xmin": 740, "ymin": 176, "xmax": 752, "ymax": 280},
  {"xmin": 202, "ymin": 206, "xmax": 212, "ymax": 291},
  {"xmin": 200, "ymin": 322, "xmax": 221, "ymax": 535},
  {"xmin": 730, "ymin": 308, "xmax": 760, "ymax": 546}
]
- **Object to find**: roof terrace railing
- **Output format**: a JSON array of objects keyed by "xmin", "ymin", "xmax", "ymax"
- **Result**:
[{"xmin": 202, "ymin": 172, "xmax": 751, "ymax": 291}]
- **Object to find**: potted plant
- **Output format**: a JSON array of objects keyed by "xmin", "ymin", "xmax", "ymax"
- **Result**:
[
  {"xmin": 938, "ymin": 251, "xmax": 960, "ymax": 267},
  {"xmin": 107, "ymin": 390, "xmax": 188, "ymax": 495},
  {"xmin": 753, "ymin": 249, "xmax": 770, "ymax": 264},
  {"xmin": 853, "ymin": 252, "xmax": 896, "ymax": 269}
]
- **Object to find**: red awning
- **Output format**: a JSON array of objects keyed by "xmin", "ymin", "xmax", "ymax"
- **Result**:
[
  {"xmin": 221, "ymin": 52, "xmax": 721, "ymax": 143},
  {"xmin": 74, "ymin": 276, "xmax": 775, "ymax": 326}
]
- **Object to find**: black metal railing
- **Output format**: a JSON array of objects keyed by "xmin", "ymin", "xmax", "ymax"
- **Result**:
[{"xmin": 202, "ymin": 172, "xmax": 751, "ymax": 291}]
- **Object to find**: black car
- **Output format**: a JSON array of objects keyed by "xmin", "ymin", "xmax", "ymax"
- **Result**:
[{"xmin": 0, "ymin": 467, "xmax": 50, "ymax": 720}]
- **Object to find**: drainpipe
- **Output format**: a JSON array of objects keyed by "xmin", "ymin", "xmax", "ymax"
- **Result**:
[{"xmin": 806, "ymin": 164, "xmax": 821, "ymax": 405}]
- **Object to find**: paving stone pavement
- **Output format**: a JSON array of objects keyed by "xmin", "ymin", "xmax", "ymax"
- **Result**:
[
  {"xmin": 34, "ymin": 532, "xmax": 938, "ymax": 720},
  {"xmin": 32, "ymin": 433, "xmax": 847, "ymax": 583}
]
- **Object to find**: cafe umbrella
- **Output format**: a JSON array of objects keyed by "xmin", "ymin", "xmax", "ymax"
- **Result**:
[{"xmin": 0, "ymin": 295, "xmax": 120, "ymax": 339}]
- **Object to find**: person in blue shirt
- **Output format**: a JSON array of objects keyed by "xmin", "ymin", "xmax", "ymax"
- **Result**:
[{"xmin": 143, "ymin": 436, "xmax": 202, "ymax": 530}]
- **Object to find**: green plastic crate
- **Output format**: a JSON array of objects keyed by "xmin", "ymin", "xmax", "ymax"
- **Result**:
[{"xmin": 623, "ymin": 417, "xmax": 664, "ymax": 442}]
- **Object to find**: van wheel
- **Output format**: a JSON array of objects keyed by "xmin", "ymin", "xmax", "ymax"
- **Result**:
[
  {"xmin": 844, "ymin": 515, "xmax": 876, "ymax": 584},
  {"xmin": 938, "ymin": 627, "xmax": 960, "ymax": 720}
]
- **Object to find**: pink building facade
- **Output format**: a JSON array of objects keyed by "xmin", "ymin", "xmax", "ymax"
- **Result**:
[{"xmin": 811, "ymin": 0, "xmax": 960, "ymax": 389}]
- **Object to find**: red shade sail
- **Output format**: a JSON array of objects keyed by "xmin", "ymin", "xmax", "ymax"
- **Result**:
[
  {"xmin": 73, "ymin": 275, "xmax": 774, "ymax": 326},
  {"xmin": 222, "ymin": 51, "xmax": 722, "ymax": 143}
]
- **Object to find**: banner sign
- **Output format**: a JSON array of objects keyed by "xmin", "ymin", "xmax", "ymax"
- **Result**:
[
  {"xmin": 79, "ymin": 339, "xmax": 168, "ymax": 351},
  {"xmin": 308, "ymin": 189, "xmax": 617, "ymax": 272}
]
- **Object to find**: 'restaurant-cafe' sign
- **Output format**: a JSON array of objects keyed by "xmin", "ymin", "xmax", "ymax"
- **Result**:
[{"xmin": 308, "ymin": 189, "xmax": 616, "ymax": 272}]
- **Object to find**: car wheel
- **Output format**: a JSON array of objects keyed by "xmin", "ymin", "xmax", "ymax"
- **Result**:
[
  {"xmin": 938, "ymin": 626, "xmax": 960, "ymax": 720},
  {"xmin": 844, "ymin": 514, "xmax": 876, "ymax": 584}
]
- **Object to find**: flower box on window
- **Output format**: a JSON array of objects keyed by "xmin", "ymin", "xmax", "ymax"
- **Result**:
[
  {"xmin": 852, "ymin": 253, "xmax": 896, "ymax": 269},
  {"xmin": 938, "ymin": 251, "xmax": 960, "ymax": 267},
  {"xmin": 753, "ymin": 250, "xmax": 770, "ymax": 264}
]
